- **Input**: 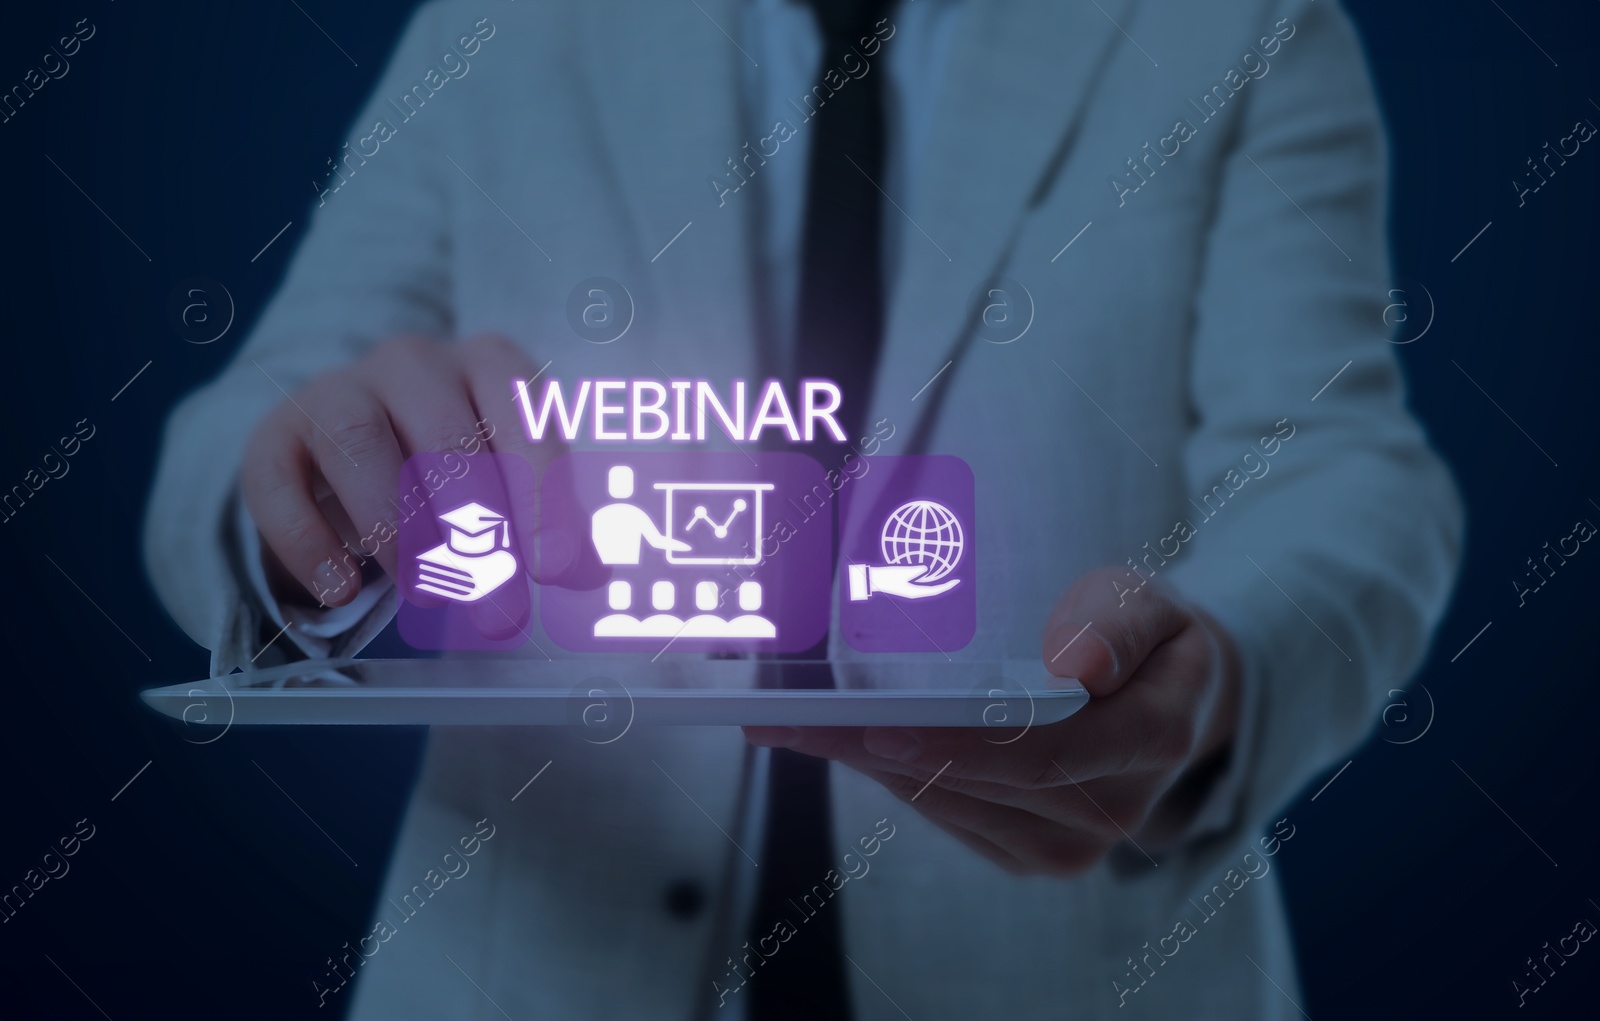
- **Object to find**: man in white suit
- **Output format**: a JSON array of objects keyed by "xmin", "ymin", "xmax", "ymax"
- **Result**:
[{"xmin": 145, "ymin": 0, "xmax": 1460, "ymax": 1017}]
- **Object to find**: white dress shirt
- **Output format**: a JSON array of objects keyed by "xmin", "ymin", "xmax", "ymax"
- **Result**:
[{"xmin": 739, "ymin": 0, "xmax": 965, "ymax": 354}]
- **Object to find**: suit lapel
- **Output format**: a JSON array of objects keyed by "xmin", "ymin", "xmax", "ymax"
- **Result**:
[{"xmin": 874, "ymin": 0, "xmax": 1139, "ymax": 445}]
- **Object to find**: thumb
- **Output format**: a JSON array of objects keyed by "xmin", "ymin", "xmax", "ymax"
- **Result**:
[{"xmin": 1042, "ymin": 567, "xmax": 1188, "ymax": 697}]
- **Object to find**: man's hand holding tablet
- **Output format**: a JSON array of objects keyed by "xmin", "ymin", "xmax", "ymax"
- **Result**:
[{"xmin": 744, "ymin": 568, "xmax": 1243, "ymax": 877}]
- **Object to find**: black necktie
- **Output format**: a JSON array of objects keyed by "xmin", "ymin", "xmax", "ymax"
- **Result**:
[
  {"xmin": 793, "ymin": 0, "xmax": 890, "ymax": 420},
  {"xmin": 747, "ymin": 2, "xmax": 890, "ymax": 1018}
]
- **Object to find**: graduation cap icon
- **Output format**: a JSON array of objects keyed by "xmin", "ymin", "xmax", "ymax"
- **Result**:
[{"xmin": 437, "ymin": 502, "xmax": 511, "ymax": 556}]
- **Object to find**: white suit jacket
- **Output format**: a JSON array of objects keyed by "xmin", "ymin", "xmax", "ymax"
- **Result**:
[{"xmin": 144, "ymin": 0, "xmax": 1461, "ymax": 1017}]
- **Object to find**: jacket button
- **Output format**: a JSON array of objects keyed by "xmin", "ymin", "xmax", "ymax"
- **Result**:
[{"xmin": 663, "ymin": 879, "xmax": 706, "ymax": 921}]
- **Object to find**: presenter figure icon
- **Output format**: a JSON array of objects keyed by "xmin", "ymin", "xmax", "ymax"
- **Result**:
[
  {"xmin": 414, "ymin": 502, "xmax": 519, "ymax": 603},
  {"xmin": 590, "ymin": 465, "xmax": 692, "ymax": 565}
]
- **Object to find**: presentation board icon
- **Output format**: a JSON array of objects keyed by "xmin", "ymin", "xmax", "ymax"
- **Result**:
[
  {"xmin": 839, "ymin": 456, "xmax": 976, "ymax": 653},
  {"xmin": 541, "ymin": 452, "xmax": 830, "ymax": 653},
  {"xmin": 660, "ymin": 481, "xmax": 772, "ymax": 565}
]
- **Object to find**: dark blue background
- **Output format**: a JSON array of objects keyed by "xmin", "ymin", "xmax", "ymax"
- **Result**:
[{"xmin": 0, "ymin": 1, "xmax": 1595, "ymax": 1014}]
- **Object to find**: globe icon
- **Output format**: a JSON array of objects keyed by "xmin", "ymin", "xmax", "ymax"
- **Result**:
[{"xmin": 881, "ymin": 501, "xmax": 965, "ymax": 582}]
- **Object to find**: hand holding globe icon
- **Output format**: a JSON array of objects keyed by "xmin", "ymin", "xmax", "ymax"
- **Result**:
[{"xmin": 848, "ymin": 499, "xmax": 966, "ymax": 602}]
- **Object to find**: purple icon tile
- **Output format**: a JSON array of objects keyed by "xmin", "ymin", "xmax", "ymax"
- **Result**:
[
  {"xmin": 839, "ymin": 455, "xmax": 976, "ymax": 653},
  {"xmin": 539, "ymin": 451, "xmax": 831, "ymax": 654},
  {"xmin": 397, "ymin": 451, "xmax": 535, "ymax": 651}
]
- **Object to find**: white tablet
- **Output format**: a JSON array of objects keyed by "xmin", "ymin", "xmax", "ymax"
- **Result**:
[{"xmin": 140, "ymin": 658, "xmax": 1087, "ymax": 731}]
